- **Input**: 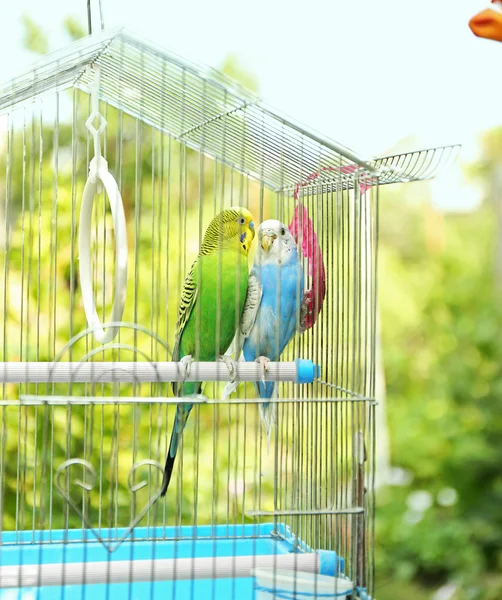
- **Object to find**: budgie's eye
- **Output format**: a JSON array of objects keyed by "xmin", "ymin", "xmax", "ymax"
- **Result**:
[
  {"xmin": 238, "ymin": 217, "xmax": 246, "ymax": 225},
  {"xmin": 281, "ymin": 227, "xmax": 286, "ymax": 236}
]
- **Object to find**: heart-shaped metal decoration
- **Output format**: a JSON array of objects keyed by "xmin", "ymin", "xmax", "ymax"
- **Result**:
[{"xmin": 55, "ymin": 458, "xmax": 164, "ymax": 553}]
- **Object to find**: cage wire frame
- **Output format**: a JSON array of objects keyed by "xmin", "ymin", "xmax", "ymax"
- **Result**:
[{"xmin": 0, "ymin": 27, "xmax": 459, "ymax": 600}]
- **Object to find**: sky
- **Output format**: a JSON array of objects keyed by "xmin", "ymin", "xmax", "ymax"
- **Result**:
[{"xmin": 0, "ymin": 0, "xmax": 499, "ymax": 209}]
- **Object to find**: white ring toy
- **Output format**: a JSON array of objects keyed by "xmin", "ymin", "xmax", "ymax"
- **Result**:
[{"xmin": 79, "ymin": 155, "xmax": 128, "ymax": 344}]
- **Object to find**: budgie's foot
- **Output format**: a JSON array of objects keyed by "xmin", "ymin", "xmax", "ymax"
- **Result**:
[
  {"xmin": 179, "ymin": 355, "xmax": 194, "ymax": 382},
  {"xmin": 255, "ymin": 356, "xmax": 271, "ymax": 385},
  {"xmin": 218, "ymin": 355, "xmax": 237, "ymax": 383}
]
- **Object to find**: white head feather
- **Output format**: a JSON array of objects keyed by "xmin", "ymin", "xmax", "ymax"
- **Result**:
[{"xmin": 254, "ymin": 219, "xmax": 298, "ymax": 266}]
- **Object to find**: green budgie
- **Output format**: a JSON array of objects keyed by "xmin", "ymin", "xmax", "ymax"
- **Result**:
[{"xmin": 160, "ymin": 206, "xmax": 256, "ymax": 497}]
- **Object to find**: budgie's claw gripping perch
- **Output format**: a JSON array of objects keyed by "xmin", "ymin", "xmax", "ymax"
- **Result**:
[
  {"xmin": 255, "ymin": 356, "xmax": 270, "ymax": 385},
  {"xmin": 179, "ymin": 355, "xmax": 194, "ymax": 382},
  {"xmin": 218, "ymin": 355, "xmax": 237, "ymax": 383}
]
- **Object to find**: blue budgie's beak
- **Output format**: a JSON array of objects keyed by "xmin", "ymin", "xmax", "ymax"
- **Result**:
[{"xmin": 260, "ymin": 231, "xmax": 277, "ymax": 252}]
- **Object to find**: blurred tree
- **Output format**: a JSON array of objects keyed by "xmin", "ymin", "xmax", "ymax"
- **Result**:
[
  {"xmin": 220, "ymin": 55, "xmax": 259, "ymax": 93},
  {"xmin": 376, "ymin": 156, "xmax": 502, "ymax": 597},
  {"xmin": 63, "ymin": 16, "xmax": 87, "ymax": 42},
  {"xmin": 21, "ymin": 14, "xmax": 86, "ymax": 56},
  {"xmin": 20, "ymin": 15, "xmax": 49, "ymax": 54},
  {"xmin": 474, "ymin": 128, "xmax": 502, "ymax": 290}
]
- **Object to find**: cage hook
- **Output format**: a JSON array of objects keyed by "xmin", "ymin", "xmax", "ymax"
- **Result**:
[
  {"xmin": 79, "ymin": 65, "xmax": 128, "ymax": 345},
  {"xmin": 87, "ymin": 0, "xmax": 105, "ymax": 35}
]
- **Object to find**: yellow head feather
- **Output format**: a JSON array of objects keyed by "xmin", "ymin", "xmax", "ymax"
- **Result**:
[{"xmin": 199, "ymin": 206, "xmax": 255, "ymax": 256}]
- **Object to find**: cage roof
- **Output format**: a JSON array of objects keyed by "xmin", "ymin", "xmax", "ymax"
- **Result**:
[{"xmin": 0, "ymin": 28, "xmax": 459, "ymax": 192}]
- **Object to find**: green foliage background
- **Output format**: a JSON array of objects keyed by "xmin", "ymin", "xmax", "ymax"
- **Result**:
[{"xmin": 376, "ymin": 134, "xmax": 502, "ymax": 599}]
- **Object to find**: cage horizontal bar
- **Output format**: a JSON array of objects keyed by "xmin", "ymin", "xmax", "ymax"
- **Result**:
[
  {"xmin": 0, "ymin": 360, "xmax": 316, "ymax": 384},
  {"xmin": 0, "ymin": 533, "xmax": 299, "ymax": 547},
  {"xmin": 0, "ymin": 524, "xmax": 302, "ymax": 546},
  {"xmin": 0, "ymin": 552, "xmax": 327, "ymax": 588},
  {"xmin": 1, "ymin": 395, "xmax": 376, "ymax": 406},
  {"xmin": 246, "ymin": 508, "xmax": 365, "ymax": 517}
]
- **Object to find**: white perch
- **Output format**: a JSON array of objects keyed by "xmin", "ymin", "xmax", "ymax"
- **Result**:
[
  {"xmin": 0, "ymin": 552, "xmax": 328, "ymax": 588},
  {"xmin": 0, "ymin": 360, "xmax": 317, "ymax": 385}
]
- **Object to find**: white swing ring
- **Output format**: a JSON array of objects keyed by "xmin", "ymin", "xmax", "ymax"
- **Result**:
[{"xmin": 79, "ymin": 155, "xmax": 128, "ymax": 344}]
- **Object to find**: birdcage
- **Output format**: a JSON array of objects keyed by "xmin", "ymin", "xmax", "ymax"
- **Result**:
[{"xmin": 0, "ymin": 21, "xmax": 459, "ymax": 600}]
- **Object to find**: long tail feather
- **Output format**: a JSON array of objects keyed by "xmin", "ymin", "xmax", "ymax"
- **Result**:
[
  {"xmin": 160, "ymin": 402, "xmax": 193, "ymax": 497},
  {"xmin": 160, "ymin": 433, "xmax": 178, "ymax": 497},
  {"xmin": 257, "ymin": 382, "xmax": 278, "ymax": 452},
  {"xmin": 259, "ymin": 402, "xmax": 276, "ymax": 452}
]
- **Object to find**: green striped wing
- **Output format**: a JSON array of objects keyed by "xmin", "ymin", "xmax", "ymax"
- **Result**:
[{"xmin": 172, "ymin": 259, "xmax": 198, "ymax": 364}]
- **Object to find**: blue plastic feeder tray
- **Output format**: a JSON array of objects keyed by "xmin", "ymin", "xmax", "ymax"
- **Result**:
[{"xmin": 0, "ymin": 523, "xmax": 347, "ymax": 599}]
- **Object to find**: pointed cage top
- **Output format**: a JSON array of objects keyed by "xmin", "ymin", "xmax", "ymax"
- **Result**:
[{"xmin": 0, "ymin": 28, "xmax": 459, "ymax": 192}]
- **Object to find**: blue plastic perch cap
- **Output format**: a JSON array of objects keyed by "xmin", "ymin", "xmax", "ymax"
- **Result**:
[
  {"xmin": 318, "ymin": 550, "xmax": 344, "ymax": 577},
  {"xmin": 295, "ymin": 359, "xmax": 320, "ymax": 384}
]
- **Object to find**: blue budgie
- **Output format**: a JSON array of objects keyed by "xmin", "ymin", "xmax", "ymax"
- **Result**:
[{"xmin": 223, "ymin": 219, "xmax": 305, "ymax": 441}]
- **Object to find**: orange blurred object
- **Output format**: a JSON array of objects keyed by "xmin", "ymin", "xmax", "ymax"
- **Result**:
[{"xmin": 469, "ymin": 1, "xmax": 502, "ymax": 42}]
